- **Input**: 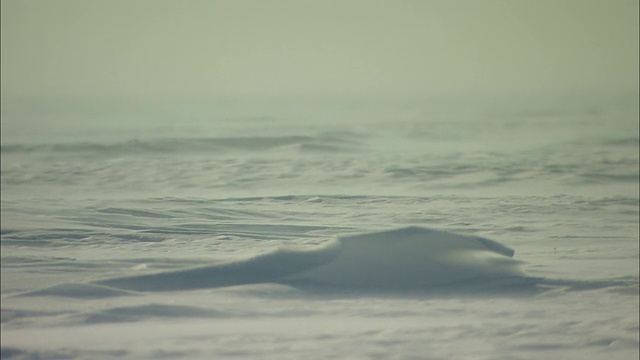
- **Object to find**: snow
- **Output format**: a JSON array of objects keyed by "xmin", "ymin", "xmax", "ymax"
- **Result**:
[
  {"xmin": 1, "ymin": 97, "xmax": 638, "ymax": 359},
  {"xmin": 83, "ymin": 227, "xmax": 523, "ymax": 292}
]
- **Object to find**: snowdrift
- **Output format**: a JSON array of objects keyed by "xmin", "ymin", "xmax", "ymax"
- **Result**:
[{"xmin": 95, "ymin": 227, "xmax": 525, "ymax": 292}]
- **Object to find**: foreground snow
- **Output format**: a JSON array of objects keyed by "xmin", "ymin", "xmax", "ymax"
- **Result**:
[
  {"xmin": 2, "ymin": 99, "xmax": 638, "ymax": 359},
  {"xmin": 2, "ymin": 218, "xmax": 637, "ymax": 360}
]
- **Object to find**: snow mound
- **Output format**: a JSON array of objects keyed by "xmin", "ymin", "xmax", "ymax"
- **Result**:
[
  {"xmin": 285, "ymin": 227, "xmax": 524, "ymax": 289},
  {"xmin": 94, "ymin": 227, "xmax": 525, "ymax": 292},
  {"xmin": 95, "ymin": 241, "xmax": 341, "ymax": 291}
]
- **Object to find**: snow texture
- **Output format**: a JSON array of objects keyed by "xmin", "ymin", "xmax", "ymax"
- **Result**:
[
  {"xmin": 90, "ymin": 227, "xmax": 523, "ymax": 292},
  {"xmin": 1, "ymin": 96, "xmax": 638, "ymax": 360}
]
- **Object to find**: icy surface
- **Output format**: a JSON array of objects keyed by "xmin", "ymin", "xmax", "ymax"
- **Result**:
[{"xmin": 1, "ymin": 99, "xmax": 639, "ymax": 359}]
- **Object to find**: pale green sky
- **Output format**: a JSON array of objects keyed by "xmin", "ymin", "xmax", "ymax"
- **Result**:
[{"xmin": 1, "ymin": 0, "xmax": 638, "ymax": 100}]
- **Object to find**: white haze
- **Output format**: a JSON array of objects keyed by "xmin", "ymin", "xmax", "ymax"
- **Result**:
[{"xmin": 1, "ymin": 1, "xmax": 638, "ymax": 360}]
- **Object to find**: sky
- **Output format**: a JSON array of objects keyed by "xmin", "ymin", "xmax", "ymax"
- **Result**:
[{"xmin": 1, "ymin": 0, "xmax": 638, "ymax": 102}]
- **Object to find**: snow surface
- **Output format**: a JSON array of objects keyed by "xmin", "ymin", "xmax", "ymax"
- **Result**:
[
  {"xmin": 89, "ymin": 227, "xmax": 524, "ymax": 292},
  {"xmin": 1, "ymin": 97, "xmax": 639, "ymax": 359}
]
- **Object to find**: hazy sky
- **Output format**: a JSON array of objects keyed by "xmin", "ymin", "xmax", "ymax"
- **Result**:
[{"xmin": 1, "ymin": 0, "xmax": 638, "ymax": 101}]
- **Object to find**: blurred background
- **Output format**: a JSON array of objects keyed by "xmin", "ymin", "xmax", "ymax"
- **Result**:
[{"xmin": 1, "ymin": 0, "xmax": 637, "ymax": 142}]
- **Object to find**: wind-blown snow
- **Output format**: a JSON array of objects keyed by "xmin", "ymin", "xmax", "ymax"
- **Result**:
[
  {"xmin": 91, "ymin": 227, "xmax": 523, "ymax": 292},
  {"xmin": 1, "ymin": 96, "xmax": 638, "ymax": 360},
  {"xmin": 284, "ymin": 227, "xmax": 524, "ymax": 288}
]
